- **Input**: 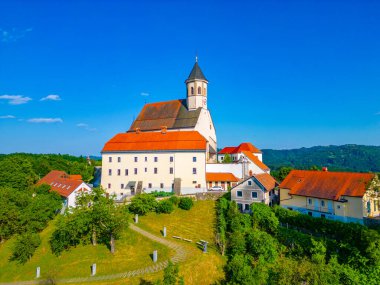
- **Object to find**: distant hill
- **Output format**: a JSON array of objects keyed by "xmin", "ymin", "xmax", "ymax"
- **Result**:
[{"xmin": 262, "ymin": 144, "xmax": 380, "ymax": 173}]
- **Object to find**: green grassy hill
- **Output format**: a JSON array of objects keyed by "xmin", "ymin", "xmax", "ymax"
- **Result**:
[{"xmin": 262, "ymin": 144, "xmax": 380, "ymax": 172}]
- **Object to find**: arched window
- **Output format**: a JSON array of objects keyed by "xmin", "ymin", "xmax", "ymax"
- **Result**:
[
  {"xmin": 198, "ymin": 86, "xmax": 201, "ymax": 94},
  {"xmin": 191, "ymin": 87, "xmax": 194, "ymax": 95}
]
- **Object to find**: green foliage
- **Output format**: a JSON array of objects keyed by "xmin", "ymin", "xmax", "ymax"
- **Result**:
[
  {"xmin": 226, "ymin": 254, "xmax": 256, "ymax": 285},
  {"xmin": 251, "ymin": 203, "xmax": 279, "ymax": 234},
  {"xmin": 168, "ymin": 196, "xmax": 180, "ymax": 206},
  {"xmin": 10, "ymin": 232, "xmax": 41, "ymax": 264},
  {"xmin": 270, "ymin": 166, "xmax": 294, "ymax": 182},
  {"xmin": 228, "ymin": 231, "xmax": 246, "ymax": 256},
  {"xmin": 263, "ymin": 144, "xmax": 380, "ymax": 173},
  {"xmin": 50, "ymin": 187, "xmax": 129, "ymax": 255},
  {"xmin": 178, "ymin": 197, "xmax": 193, "ymax": 210},
  {"xmin": 163, "ymin": 261, "xmax": 180, "ymax": 285},
  {"xmin": 150, "ymin": 191, "xmax": 174, "ymax": 198},
  {"xmin": 246, "ymin": 229, "xmax": 278, "ymax": 263},
  {"xmin": 157, "ymin": 200, "xmax": 175, "ymax": 214},
  {"xmin": 222, "ymin": 153, "xmax": 232, "ymax": 163},
  {"xmin": 129, "ymin": 194, "xmax": 158, "ymax": 215}
]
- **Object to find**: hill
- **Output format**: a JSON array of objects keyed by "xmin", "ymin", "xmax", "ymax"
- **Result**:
[{"xmin": 262, "ymin": 144, "xmax": 380, "ymax": 172}]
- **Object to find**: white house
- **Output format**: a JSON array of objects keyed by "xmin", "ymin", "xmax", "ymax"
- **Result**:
[
  {"xmin": 101, "ymin": 130, "xmax": 208, "ymax": 197},
  {"xmin": 38, "ymin": 170, "xmax": 91, "ymax": 209},
  {"xmin": 231, "ymin": 173, "xmax": 278, "ymax": 212}
]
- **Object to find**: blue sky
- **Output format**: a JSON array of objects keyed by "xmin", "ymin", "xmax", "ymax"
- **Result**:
[{"xmin": 1, "ymin": 0, "xmax": 379, "ymax": 156}]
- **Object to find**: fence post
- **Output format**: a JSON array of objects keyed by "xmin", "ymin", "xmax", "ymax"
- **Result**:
[
  {"xmin": 153, "ymin": 250, "xmax": 158, "ymax": 262},
  {"xmin": 91, "ymin": 263, "xmax": 96, "ymax": 276},
  {"xmin": 36, "ymin": 267, "xmax": 40, "ymax": 278},
  {"xmin": 163, "ymin": 226, "xmax": 167, "ymax": 237},
  {"xmin": 135, "ymin": 214, "xmax": 138, "ymax": 224}
]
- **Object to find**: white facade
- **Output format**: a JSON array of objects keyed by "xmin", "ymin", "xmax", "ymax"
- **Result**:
[
  {"xmin": 101, "ymin": 151, "xmax": 207, "ymax": 197},
  {"xmin": 218, "ymin": 152, "xmax": 263, "ymax": 163},
  {"xmin": 206, "ymin": 163, "xmax": 244, "ymax": 179},
  {"xmin": 66, "ymin": 182, "xmax": 92, "ymax": 208}
]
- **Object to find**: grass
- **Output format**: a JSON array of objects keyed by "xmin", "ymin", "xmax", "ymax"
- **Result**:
[
  {"xmin": 0, "ymin": 200, "xmax": 226, "ymax": 285},
  {"xmin": 138, "ymin": 199, "xmax": 226, "ymax": 285},
  {"xmin": 0, "ymin": 219, "xmax": 172, "ymax": 283}
]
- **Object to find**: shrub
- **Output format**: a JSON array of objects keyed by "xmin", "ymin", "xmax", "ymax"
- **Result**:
[
  {"xmin": 150, "ymin": 191, "xmax": 174, "ymax": 198},
  {"xmin": 10, "ymin": 232, "xmax": 41, "ymax": 264},
  {"xmin": 178, "ymin": 197, "xmax": 194, "ymax": 210},
  {"xmin": 251, "ymin": 203, "xmax": 279, "ymax": 234},
  {"xmin": 168, "ymin": 195, "xmax": 180, "ymax": 206},
  {"xmin": 129, "ymin": 194, "xmax": 158, "ymax": 215},
  {"xmin": 157, "ymin": 200, "xmax": 175, "ymax": 214}
]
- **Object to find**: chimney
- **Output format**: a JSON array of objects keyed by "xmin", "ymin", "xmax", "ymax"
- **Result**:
[
  {"xmin": 161, "ymin": 126, "xmax": 167, "ymax": 134},
  {"xmin": 322, "ymin": 167, "xmax": 328, "ymax": 172},
  {"xmin": 135, "ymin": 128, "xmax": 141, "ymax": 134}
]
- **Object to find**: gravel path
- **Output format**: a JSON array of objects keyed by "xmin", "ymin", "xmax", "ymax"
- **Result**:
[{"xmin": 0, "ymin": 224, "xmax": 188, "ymax": 285}]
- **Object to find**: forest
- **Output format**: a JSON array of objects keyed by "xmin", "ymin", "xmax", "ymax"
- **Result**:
[{"xmin": 263, "ymin": 144, "xmax": 380, "ymax": 173}]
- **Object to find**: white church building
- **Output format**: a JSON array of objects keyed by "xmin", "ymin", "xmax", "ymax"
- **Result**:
[{"xmin": 101, "ymin": 59, "xmax": 271, "ymax": 197}]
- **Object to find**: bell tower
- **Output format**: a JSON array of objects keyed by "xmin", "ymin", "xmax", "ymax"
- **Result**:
[{"xmin": 186, "ymin": 57, "xmax": 208, "ymax": 110}]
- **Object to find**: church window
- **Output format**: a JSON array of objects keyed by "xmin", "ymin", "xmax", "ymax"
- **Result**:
[
  {"xmin": 109, "ymin": 157, "xmax": 112, "ymax": 163},
  {"xmin": 170, "ymin": 167, "xmax": 173, "ymax": 174},
  {"xmin": 121, "ymin": 183, "xmax": 124, "ymax": 189},
  {"xmin": 160, "ymin": 183, "xmax": 164, "ymax": 189},
  {"xmin": 134, "ymin": 168, "xmax": 138, "ymax": 175},
  {"xmin": 145, "ymin": 167, "xmax": 147, "ymax": 173},
  {"xmin": 198, "ymin": 86, "xmax": 201, "ymax": 94},
  {"xmin": 108, "ymin": 169, "xmax": 112, "ymax": 176},
  {"xmin": 193, "ymin": 168, "xmax": 197, "ymax": 174},
  {"xmin": 170, "ymin": 156, "xmax": 174, "ymax": 162},
  {"xmin": 193, "ymin": 157, "xmax": 197, "ymax": 162},
  {"xmin": 134, "ymin": 157, "xmax": 138, "ymax": 162},
  {"xmin": 117, "ymin": 169, "xmax": 121, "ymax": 176},
  {"xmin": 145, "ymin": 157, "xmax": 147, "ymax": 162},
  {"xmin": 108, "ymin": 183, "xmax": 111, "ymax": 189},
  {"xmin": 154, "ymin": 168, "xmax": 158, "ymax": 174},
  {"xmin": 154, "ymin": 157, "xmax": 158, "ymax": 162},
  {"xmin": 125, "ymin": 169, "xmax": 128, "ymax": 176},
  {"xmin": 148, "ymin": 183, "xmax": 152, "ymax": 188},
  {"xmin": 118, "ymin": 157, "xmax": 121, "ymax": 163},
  {"xmin": 191, "ymin": 87, "xmax": 194, "ymax": 95}
]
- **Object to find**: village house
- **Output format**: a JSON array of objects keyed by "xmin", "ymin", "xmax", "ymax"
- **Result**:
[
  {"xmin": 231, "ymin": 173, "xmax": 278, "ymax": 212},
  {"xmin": 279, "ymin": 169, "xmax": 380, "ymax": 224},
  {"xmin": 206, "ymin": 172, "xmax": 239, "ymax": 190},
  {"xmin": 37, "ymin": 170, "xmax": 91, "ymax": 209}
]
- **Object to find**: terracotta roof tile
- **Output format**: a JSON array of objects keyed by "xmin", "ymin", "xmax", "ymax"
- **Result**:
[
  {"xmin": 37, "ymin": 170, "xmax": 85, "ymax": 198},
  {"xmin": 102, "ymin": 131, "xmax": 207, "ymax": 152},
  {"xmin": 206, "ymin": 172, "xmax": 239, "ymax": 182},
  {"xmin": 242, "ymin": 151, "xmax": 270, "ymax": 172},
  {"xmin": 219, "ymin": 142, "xmax": 262, "ymax": 154},
  {"xmin": 279, "ymin": 170, "xmax": 375, "ymax": 200},
  {"xmin": 253, "ymin": 173, "xmax": 278, "ymax": 191}
]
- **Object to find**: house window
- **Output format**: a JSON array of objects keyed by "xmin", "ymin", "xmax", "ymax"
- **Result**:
[
  {"xmin": 248, "ymin": 180, "xmax": 252, "ymax": 186},
  {"xmin": 108, "ymin": 183, "xmax": 111, "ymax": 189},
  {"xmin": 269, "ymin": 191, "xmax": 272, "ymax": 197},
  {"xmin": 308, "ymin": 212, "xmax": 313, "ymax": 216},
  {"xmin": 148, "ymin": 183, "xmax": 152, "ymax": 188},
  {"xmin": 308, "ymin": 198, "xmax": 312, "ymax": 205},
  {"xmin": 198, "ymin": 86, "xmax": 201, "ymax": 94},
  {"xmin": 193, "ymin": 168, "xmax": 197, "ymax": 174},
  {"xmin": 117, "ymin": 169, "xmax": 121, "ymax": 176},
  {"xmin": 134, "ymin": 157, "xmax": 138, "ymax": 162},
  {"xmin": 321, "ymin": 200, "xmax": 325, "ymax": 207},
  {"xmin": 121, "ymin": 183, "xmax": 124, "ymax": 189},
  {"xmin": 252, "ymin": 192, "xmax": 258, "ymax": 199},
  {"xmin": 145, "ymin": 167, "xmax": 147, "ymax": 173},
  {"xmin": 244, "ymin": 204, "xmax": 250, "ymax": 211},
  {"xmin": 160, "ymin": 183, "xmax": 164, "ymax": 189},
  {"xmin": 109, "ymin": 157, "xmax": 112, "ymax": 163},
  {"xmin": 154, "ymin": 157, "xmax": 158, "ymax": 162},
  {"xmin": 170, "ymin": 156, "xmax": 174, "ymax": 162},
  {"xmin": 237, "ymin": 191, "xmax": 243, "ymax": 197},
  {"xmin": 193, "ymin": 157, "xmax": 197, "ymax": 162},
  {"xmin": 117, "ymin": 157, "xmax": 121, "ymax": 163},
  {"xmin": 170, "ymin": 167, "xmax": 173, "ymax": 174},
  {"xmin": 145, "ymin": 157, "xmax": 148, "ymax": 162},
  {"xmin": 154, "ymin": 168, "xmax": 158, "ymax": 174},
  {"xmin": 134, "ymin": 168, "xmax": 137, "ymax": 175},
  {"xmin": 321, "ymin": 214, "xmax": 326, "ymax": 219},
  {"xmin": 237, "ymin": 203, "xmax": 243, "ymax": 211},
  {"xmin": 337, "ymin": 205, "xmax": 341, "ymax": 209},
  {"xmin": 108, "ymin": 169, "xmax": 112, "ymax": 176},
  {"xmin": 125, "ymin": 169, "xmax": 128, "ymax": 176},
  {"xmin": 192, "ymin": 181, "xmax": 197, "ymax": 184}
]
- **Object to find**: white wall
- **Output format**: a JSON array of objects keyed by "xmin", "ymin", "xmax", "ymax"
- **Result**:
[
  {"xmin": 67, "ymin": 182, "xmax": 92, "ymax": 208},
  {"xmin": 206, "ymin": 163, "xmax": 243, "ymax": 178},
  {"xmin": 101, "ymin": 151, "xmax": 207, "ymax": 196}
]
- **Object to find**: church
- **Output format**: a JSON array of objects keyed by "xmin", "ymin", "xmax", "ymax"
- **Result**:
[{"xmin": 101, "ymin": 59, "xmax": 269, "ymax": 198}]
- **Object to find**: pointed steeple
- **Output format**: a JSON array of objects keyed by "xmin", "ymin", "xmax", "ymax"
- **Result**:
[{"xmin": 186, "ymin": 60, "xmax": 208, "ymax": 82}]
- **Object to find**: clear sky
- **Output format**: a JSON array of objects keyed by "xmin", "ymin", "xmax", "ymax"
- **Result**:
[{"xmin": 1, "ymin": 0, "xmax": 379, "ymax": 156}]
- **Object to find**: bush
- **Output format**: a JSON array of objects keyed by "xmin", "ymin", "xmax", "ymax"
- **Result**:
[
  {"xmin": 157, "ymin": 200, "xmax": 175, "ymax": 214},
  {"xmin": 10, "ymin": 232, "xmax": 41, "ymax": 264},
  {"xmin": 178, "ymin": 197, "xmax": 194, "ymax": 210},
  {"xmin": 129, "ymin": 194, "xmax": 158, "ymax": 215},
  {"xmin": 251, "ymin": 203, "xmax": 279, "ymax": 234},
  {"xmin": 150, "ymin": 191, "xmax": 174, "ymax": 198},
  {"xmin": 168, "ymin": 195, "xmax": 180, "ymax": 206}
]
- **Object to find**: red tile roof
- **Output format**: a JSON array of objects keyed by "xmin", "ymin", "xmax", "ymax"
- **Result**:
[
  {"xmin": 206, "ymin": 172, "xmax": 239, "ymax": 182},
  {"xmin": 102, "ymin": 131, "xmax": 207, "ymax": 152},
  {"xmin": 37, "ymin": 170, "xmax": 86, "ymax": 198},
  {"xmin": 242, "ymin": 151, "xmax": 270, "ymax": 172},
  {"xmin": 254, "ymin": 173, "xmax": 278, "ymax": 191},
  {"xmin": 279, "ymin": 170, "xmax": 375, "ymax": 200},
  {"xmin": 219, "ymin": 142, "xmax": 262, "ymax": 154}
]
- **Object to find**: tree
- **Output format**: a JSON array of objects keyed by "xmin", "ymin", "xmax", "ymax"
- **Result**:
[
  {"xmin": 222, "ymin": 154, "xmax": 232, "ymax": 163},
  {"xmin": 178, "ymin": 197, "xmax": 193, "ymax": 210},
  {"xmin": 10, "ymin": 232, "xmax": 41, "ymax": 264},
  {"xmin": 250, "ymin": 203, "xmax": 279, "ymax": 234},
  {"xmin": 129, "ymin": 194, "xmax": 158, "ymax": 215}
]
